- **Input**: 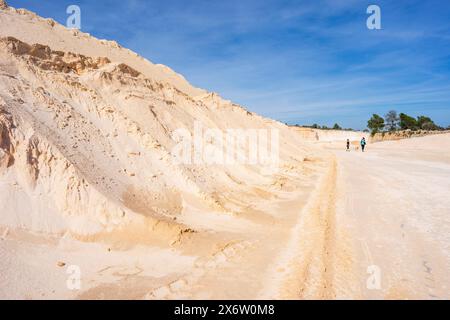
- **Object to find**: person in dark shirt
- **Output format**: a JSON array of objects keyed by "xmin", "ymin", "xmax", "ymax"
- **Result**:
[{"xmin": 360, "ymin": 137, "xmax": 366, "ymax": 152}]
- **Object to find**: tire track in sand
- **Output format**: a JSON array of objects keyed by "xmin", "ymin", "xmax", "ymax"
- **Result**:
[{"xmin": 259, "ymin": 157, "xmax": 343, "ymax": 299}]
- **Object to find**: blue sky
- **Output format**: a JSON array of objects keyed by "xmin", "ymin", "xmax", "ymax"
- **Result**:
[{"xmin": 8, "ymin": 0, "xmax": 450, "ymax": 129}]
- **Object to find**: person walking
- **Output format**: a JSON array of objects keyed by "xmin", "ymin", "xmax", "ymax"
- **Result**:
[
  {"xmin": 346, "ymin": 139, "xmax": 350, "ymax": 152},
  {"xmin": 360, "ymin": 137, "xmax": 366, "ymax": 152}
]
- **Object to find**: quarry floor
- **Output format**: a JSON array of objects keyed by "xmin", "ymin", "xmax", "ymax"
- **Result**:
[{"xmin": 329, "ymin": 133, "xmax": 450, "ymax": 299}]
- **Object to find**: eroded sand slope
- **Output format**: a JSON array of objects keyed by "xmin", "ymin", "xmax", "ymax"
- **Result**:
[
  {"xmin": 331, "ymin": 134, "xmax": 450, "ymax": 299},
  {"xmin": 0, "ymin": 2, "xmax": 331, "ymax": 299}
]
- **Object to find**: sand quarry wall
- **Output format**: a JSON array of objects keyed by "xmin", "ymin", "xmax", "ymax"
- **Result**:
[
  {"xmin": 292, "ymin": 127, "xmax": 450, "ymax": 145},
  {"xmin": 291, "ymin": 127, "xmax": 365, "ymax": 143}
]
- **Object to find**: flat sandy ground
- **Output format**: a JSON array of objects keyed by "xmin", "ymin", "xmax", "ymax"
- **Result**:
[
  {"xmin": 1, "ymin": 134, "xmax": 449, "ymax": 299},
  {"xmin": 331, "ymin": 133, "xmax": 450, "ymax": 299}
]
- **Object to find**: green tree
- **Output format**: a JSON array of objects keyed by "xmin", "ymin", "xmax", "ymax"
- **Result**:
[
  {"xmin": 367, "ymin": 114, "xmax": 385, "ymax": 135},
  {"xmin": 333, "ymin": 123, "xmax": 342, "ymax": 130},
  {"xmin": 417, "ymin": 116, "xmax": 438, "ymax": 130},
  {"xmin": 399, "ymin": 113, "xmax": 418, "ymax": 130},
  {"xmin": 384, "ymin": 110, "xmax": 399, "ymax": 131}
]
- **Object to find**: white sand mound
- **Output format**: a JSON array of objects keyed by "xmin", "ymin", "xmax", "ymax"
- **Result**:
[
  {"xmin": 0, "ymin": 4, "xmax": 324, "ymax": 241},
  {"xmin": 0, "ymin": 3, "xmax": 335, "ymax": 300}
]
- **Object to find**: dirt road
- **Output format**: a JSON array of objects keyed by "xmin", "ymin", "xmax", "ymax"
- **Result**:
[{"xmin": 331, "ymin": 134, "xmax": 450, "ymax": 299}]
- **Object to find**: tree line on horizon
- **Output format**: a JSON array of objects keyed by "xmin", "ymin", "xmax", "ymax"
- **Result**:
[
  {"xmin": 291, "ymin": 110, "xmax": 450, "ymax": 134},
  {"xmin": 367, "ymin": 110, "xmax": 449, "ymax": 136}
]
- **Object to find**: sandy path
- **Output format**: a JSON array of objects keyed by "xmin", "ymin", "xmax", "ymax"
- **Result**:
[
  {"xmin": 258, "ymin": 158, "xmax": 339, "ymax": 299},
  {"xmin": 331, "ymin": 134, "xmax": 450, "ymax": 299}
]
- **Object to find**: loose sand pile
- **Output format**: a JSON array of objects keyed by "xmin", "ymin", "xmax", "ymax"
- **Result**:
[{"xmin": 0, "ymin": 2, "xmax": 331, "ymax": 299}]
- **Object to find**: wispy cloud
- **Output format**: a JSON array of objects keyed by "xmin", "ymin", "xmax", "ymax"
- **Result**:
[{"xmin": 8, "ymin": 0, "xmax": 450, "ymax": 129}]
